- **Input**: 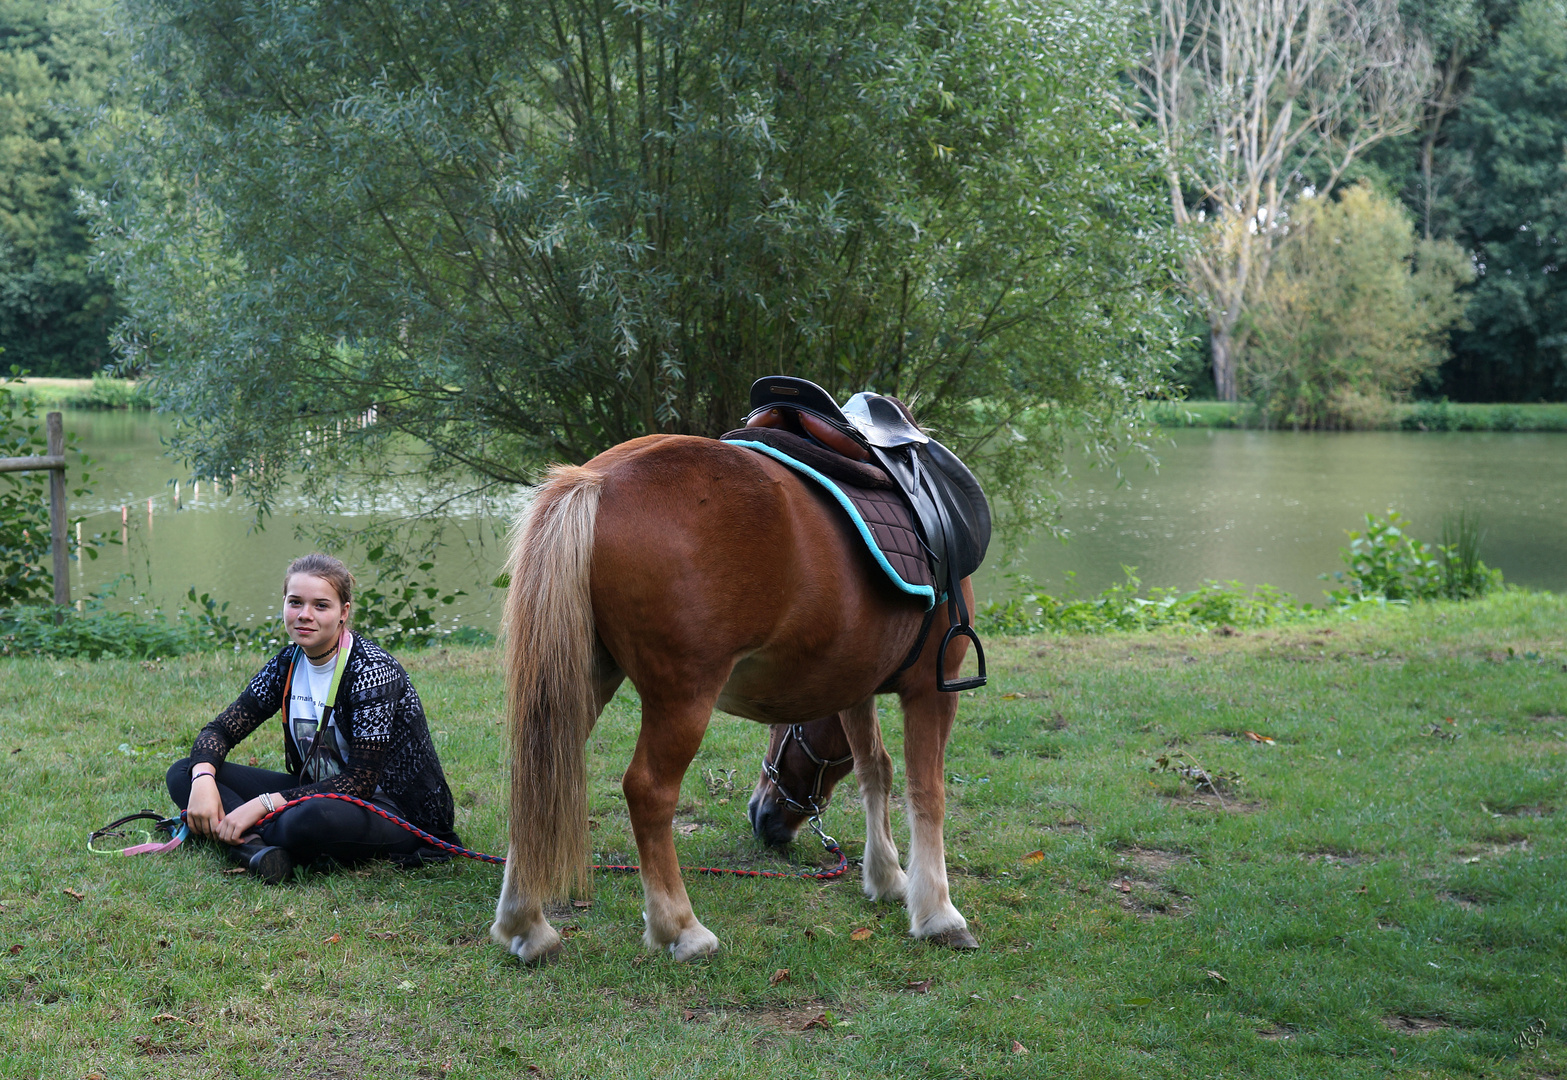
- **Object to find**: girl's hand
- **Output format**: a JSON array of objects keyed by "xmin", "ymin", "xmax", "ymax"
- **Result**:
[
  {"xmin": 186, "ymin": 773, "xmax": 225, "ymax": 838},
  {"xmin": 215, "ymin": 796, "xmax": 276, "ymax": 845},
  {"xmin": 214, "ymin": 796, "xmax": 278, "ymax": 846}
]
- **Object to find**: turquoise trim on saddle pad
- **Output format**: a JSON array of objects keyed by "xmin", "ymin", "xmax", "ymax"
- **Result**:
[{"xmin": 725, "ymin": 439, "xmax": 936, "ymax": 609}]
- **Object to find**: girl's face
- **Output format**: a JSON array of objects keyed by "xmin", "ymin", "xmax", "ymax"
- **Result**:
[{"xmin": 283, "ymin": 573, "xmax": 349, "ymax": 653}]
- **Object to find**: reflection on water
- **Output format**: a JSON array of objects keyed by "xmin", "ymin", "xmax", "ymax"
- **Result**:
[
  {"xmin": 976, "ymin": 429, "xmax": 1567, "ymax": 605},
  {"xmin": 64, "ymin": 410, "xmax": 517, "ymax": 631},
  {"xmin": 59, "ymin": 412, "xmax": 1566, "ymax": 624}
]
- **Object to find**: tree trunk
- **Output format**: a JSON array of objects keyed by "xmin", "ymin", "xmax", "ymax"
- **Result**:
[{"xmin": 1211, "ymin": 321, "xmax": 1240, "ymax": 402}]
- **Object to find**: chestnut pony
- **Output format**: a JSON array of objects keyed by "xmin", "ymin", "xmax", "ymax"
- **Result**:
[{"xmin": 491, "ymin": 433, "xmax": 976, "ymax": 963}]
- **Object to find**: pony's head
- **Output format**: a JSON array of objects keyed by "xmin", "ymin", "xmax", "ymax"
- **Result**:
[{"xmin": 747, "ymin": 717, "xmax": 855, "ymax": 847}]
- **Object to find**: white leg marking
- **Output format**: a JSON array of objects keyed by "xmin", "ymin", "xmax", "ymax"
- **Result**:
[
  {"xmin": 490, "ymin": 851, "xmax": 563, "ymax": 963},
  {"xmin": 904, "ymin": 809, "xmax": 974, "ymax": 946}
]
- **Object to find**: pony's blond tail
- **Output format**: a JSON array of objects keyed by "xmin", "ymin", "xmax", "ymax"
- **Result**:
[{"xmin": 503, "ymin": 464, "xmax": 603, "ymax": 901}]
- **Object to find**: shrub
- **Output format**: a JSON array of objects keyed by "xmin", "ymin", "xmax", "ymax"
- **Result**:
[
  {"xmin": 1324, "ymin": 509, "xmax": 1501, "ymax": 604},
  {"xmin": 978, "ymin": 570, "xmax": 1309, "ymax": 636},
  {"xmin": 1245, "ymin": 184, "xmax": 1471, "ymax": 429}
]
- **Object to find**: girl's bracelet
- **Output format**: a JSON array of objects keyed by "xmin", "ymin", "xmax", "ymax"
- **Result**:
[
  {"xmin": 260, "ymin": 793, "xmax": 276, "ymax": 814},
  {"xmin": 191, "ymin": 767, "xmax": 217, "ymax": 783}
]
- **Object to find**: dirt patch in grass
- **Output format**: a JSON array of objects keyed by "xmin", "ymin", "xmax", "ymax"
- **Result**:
[
  {"xmin": 1117, "ymin": 846, "xmax": 1187, "ymax": 874},
  {"xmin": 1157, "ymin": 792, "xmax": 1266, "ymax": 814},
  {"xmin": 1492, "ymin": 804, "xmax": 1556, "ymax": 819},
  {"xmin": 683, "ymin": 1001, "xmax": 844, "ymax": 1037},
  {"xmin": 1106, "ymin": 877, "xmax": 1185, "ymax": 917},
  {"xmin": 1255, "ymin": 1023, "xmax": 1295, "ymax": 1040},
  {"xmin": 1382, "ymin": 1015, "xmax": 1453, "ymax": 1035},
  {"xmin": 1456, "ymin": 837, "xmax": 1531, "ymax": 863},
  {"xmin": 1303, "ymin": 849, "xmax": 1369, "ymax": 867},
  {"xmin": 1439, "ymin": 891, "xmax": 1484, "ymax": 911}
]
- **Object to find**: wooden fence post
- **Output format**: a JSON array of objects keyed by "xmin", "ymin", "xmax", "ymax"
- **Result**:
[
  {"xmin": 48, "ymin": 412, "xmax": 69, "ymax": 616},
  {"xmin": 0, "ymin": 410, "xmax": 69, "ymax": 617}
]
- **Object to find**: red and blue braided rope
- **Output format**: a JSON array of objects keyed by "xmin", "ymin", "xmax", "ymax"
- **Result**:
[{"xmin": 246, "ymin": 791, "xmax": 848, "ymax": 880}]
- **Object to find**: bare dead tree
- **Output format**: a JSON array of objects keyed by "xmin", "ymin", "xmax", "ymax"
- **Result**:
[{"xmin": 1133, "ymin": 0, "xmax": 1433, "ymax": 400}]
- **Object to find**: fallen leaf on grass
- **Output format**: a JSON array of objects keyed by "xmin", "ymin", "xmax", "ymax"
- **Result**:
[
  {"xmin": 906, "ymin": 979, "xmax": 933, "ymax": 993},
  {"xmin": 1111, "ymin": 880, "xmax": 1133, "ymax": 893},
  {"xmin": 1021, "ymin": 850, "xmax": 1044, "ymax": 864},
  {"xmin": 368, "ymin": 930, "xmax": 399, "ymax": 940},
  {"xmin": 676, "ymin": 823, "xmax": 700, "ymax": 835},
  {"xmin": 150, "ymin": 1013, "xmax": 192, "ymax": 1025},
  {"xmin": 1205, "ymin": 970, "xmax": 1228, "ymax": 984},
  {"xmin": 222, "ymin": 867, "xmax": 246, "ymax": 875},
  {"xmin": 802, "ymin": 1013, "xmax": 832, "ymax": 1031},
  {"xmin": 7, "ymin": 944, "xmax": 21, "ymax": 955},
  {"xmin": 1243, "ymin": 731, "xmax": 1275, "ymax": 745},
  {"xmin": 322, "ymin": 933, "xmax": 340, "ymax": 943},
  {"xmin": 1012, "ymin": 1040, "xmax": 1029, "ymax": 1054},
  {"xmin": 1000, "ymin": 693, "xmax": 1024, "ymax": 700},
  {"xmin": 571, "ymin": 899, "xmax": 593, "ymax": 909},
  {"xmin": 850, "ymin": 927, "xmax": 873, "ymax": 941},
  {"xmin": 62, "ymin": 889, "xmax": 84, "ymax": 902},
  {"xmin": 769, "ymin": 968, "xmax": 790, "ymax": 986},
  {"xmin": 247, "ymin": 756, "xmax": 258, "ymax": 767},
  {"xmin": 682, "ymin": 1008, "xmax": 699, "ymax": 1022},
  {"xmin": 395, "ymin": 980, "xmax": 416, "ymax": 991}
]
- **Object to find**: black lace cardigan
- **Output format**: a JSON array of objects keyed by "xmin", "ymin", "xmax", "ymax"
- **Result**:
[{"xmin": 188, "ymin": 635, "xmax": 459, "ymax": 842}]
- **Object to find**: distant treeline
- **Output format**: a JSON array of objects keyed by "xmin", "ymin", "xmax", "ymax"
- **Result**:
[{"xmin": 3, "ymin": 0, "xmax": 1564, "ymax": 414}]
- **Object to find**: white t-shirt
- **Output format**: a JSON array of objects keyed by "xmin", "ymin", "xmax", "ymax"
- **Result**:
[{"xmin": 289, "ymin": 651, "xmax": 345, "ymax": 779}]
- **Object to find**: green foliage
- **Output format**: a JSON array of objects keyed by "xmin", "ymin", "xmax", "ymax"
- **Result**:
[
  {"xmin": 978, "ymin": 569, "xmax": 1309, "ymax": 636},
  {"xmin": 0, "ymin": 371, "xmax": 104, "ymax": 605},
  {"xmin": 1325, "ymin": 508, "xmax": 1502, "ymax": 603},
  {"xmin": 352, "ymin": 544, "xmax": 467, "ymax": 650},
  {"xmin": 0, "ymin": 0, "xmax": 120, "ymax": 375},
  {"xmin": 95, "ymin": 0, "xmax": 1179, "ymax": 531},
  {"xmin": 1444, "ymin": 0, "xmax": 1567, "ymax": 401},
  {"xmin": 1245, "ymin": 184, "xmax": 1472, "ymax": 428}
]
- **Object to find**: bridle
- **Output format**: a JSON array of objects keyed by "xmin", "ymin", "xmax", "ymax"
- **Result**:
[{"xmin": 760, "ymin": 722, "xmax": 854, "ymax": 839}]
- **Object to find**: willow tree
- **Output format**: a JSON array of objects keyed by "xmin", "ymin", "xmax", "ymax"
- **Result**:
[{"xmin": 95, "ymin": 0, "xmax": 1178, "ymax": 523}]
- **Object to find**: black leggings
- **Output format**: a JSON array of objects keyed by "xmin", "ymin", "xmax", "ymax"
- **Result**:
[{"xmin": 167, "ymin": 758, "xmax": 428, "ymax": 866}]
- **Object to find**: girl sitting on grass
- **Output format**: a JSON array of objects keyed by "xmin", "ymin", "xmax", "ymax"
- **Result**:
[{"xmin": 166, "ymin": 553, "xmax": 462, "ymax": 883}]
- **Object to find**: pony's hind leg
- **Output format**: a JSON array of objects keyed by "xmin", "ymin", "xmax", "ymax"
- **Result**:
[
  {"xmin": 839, "ymin": 698, "xmax": 906, "ymax": 902},
  {"xmin": 623, "ymin": 693, "xmax": 721, "ymax": 961}
]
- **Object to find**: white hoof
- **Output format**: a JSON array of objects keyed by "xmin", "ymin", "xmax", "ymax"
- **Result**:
[
  {"xmin": 910, "ymin": 905, "xmax": 975, "ymax": 948},
  {"xmin": 642, "ymin": 912, "xmax": 720, "ymax": 961},
  {"xmin": 863, "ymin": 866, "xmax": 908, "ymax": 903},
  {"xmin": 669, "ymin": 923, "xmax": 721, "ymax": 962},
  {"xmin": 491, "ymin": 920, "xmax": 562, "ymax": 964}
]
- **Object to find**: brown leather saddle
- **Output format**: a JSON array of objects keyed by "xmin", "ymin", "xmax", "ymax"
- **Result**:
[{"xmin": 721, "ymin": 376, "xmax": 991, "ymax": 692}]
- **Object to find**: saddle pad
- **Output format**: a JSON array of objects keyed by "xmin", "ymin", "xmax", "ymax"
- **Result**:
[{"xmin": 721, "ymin": 434, "xmax": 935, "ymax": 608}]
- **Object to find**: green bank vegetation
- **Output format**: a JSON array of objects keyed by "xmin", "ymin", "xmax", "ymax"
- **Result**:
[
  {"xmin": 1, "ymin": 592, "xmax": 1562, "ymax": 1077},
  {"xmin": 1149, "ymin": 400, "xmax": 1567, "ymax": 433}
]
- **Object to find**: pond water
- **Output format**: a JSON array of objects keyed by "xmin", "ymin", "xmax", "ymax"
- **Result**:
[
  {"xmin": 56, "ymin": 412, "xmax": 1567, "ymax": 628},
  {"xmin": 989, "ymin": 429, "xmax": 1567, "ymax": 605}
]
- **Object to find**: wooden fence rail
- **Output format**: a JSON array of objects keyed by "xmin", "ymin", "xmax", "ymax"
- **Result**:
[{"xmin": 0, "ymin": 411, "xmax": 69, "ymax": 609}]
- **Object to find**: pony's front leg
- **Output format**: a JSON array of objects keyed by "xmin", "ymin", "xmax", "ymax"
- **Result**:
[
  {"xmin": 491, "ymin": 855, "xmax": 561, "ymax": 962},
  {"xmin": 898, "ymin": 679, "xmax": 977, "ymax": 949},
  {"xmin": 623, "ymin": 696, "xmax": 719, "ymax": 961},
  {"xmin": 839, "ymin": 698, "xmax": 906, "ymax": 902}
]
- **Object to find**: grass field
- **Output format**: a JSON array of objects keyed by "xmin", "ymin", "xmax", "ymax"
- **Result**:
[{"xmin": 1, "ymin": 592, "xmax": 1563, "ymax": 1078}]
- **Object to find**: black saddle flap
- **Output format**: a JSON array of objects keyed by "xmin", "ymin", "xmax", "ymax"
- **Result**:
[{"xmin": 870, "ymin": 438, "xmax": 991, "ymax": 584}]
